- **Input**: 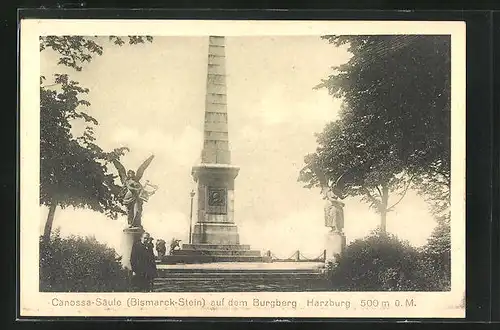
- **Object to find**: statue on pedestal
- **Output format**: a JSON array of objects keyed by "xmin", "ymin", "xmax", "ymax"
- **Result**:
[
  {"xmin": 321, "ymin": 184, "xmax": 346, "ymax": 265},
  {"xmin": 312, "ymin": 167, "xmax": 349, "ymax": 265},
  {"xmin": 112, "ymin": 154, "xmax": 158, "ymax": 228}
]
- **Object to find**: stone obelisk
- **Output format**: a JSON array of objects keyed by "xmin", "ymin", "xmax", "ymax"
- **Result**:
[
  {"xmin": 191, "ymin": 36, "xmax": 241, "ymax": 245},
  {"xmin": 163, "ymin": 36, "xmax": 262, "ymax": 263}
]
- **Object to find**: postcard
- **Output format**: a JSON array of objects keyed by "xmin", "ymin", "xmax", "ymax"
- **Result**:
[{"xmin": 19, "ymin": 18, "xmax": 466, "ymax": 318}]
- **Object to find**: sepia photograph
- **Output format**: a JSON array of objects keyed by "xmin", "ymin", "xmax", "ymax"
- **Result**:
[{"xmin": 20, "ymin": 19, "xmax": 466, "ymax": 318}]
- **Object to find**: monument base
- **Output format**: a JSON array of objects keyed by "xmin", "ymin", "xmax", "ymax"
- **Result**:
[
  {"xmin": 324, "ymin": 230, "xmax": 346, "ymax": 264},
  {"xmin": 161, "ymin": 243, "xmax": 263, "ymax": 264},
  {"xmin": 191, "ymin": 222, "xmax": 240, "ymax": 245},
  {"xmin": 160, "ymin": 221, "xmax": 263, "ymax": 264},
  {"xmin": 120, "ymin": 226, "xmax": 144, "ymax": 270}
]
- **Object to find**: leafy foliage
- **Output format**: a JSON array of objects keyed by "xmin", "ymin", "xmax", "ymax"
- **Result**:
[
  {"xmin": 328, "ymin": 230, "xmax": 450, "ymax": 291},
  {"xmin": 40, "ymin": 36, "xmax": 153, "ymax": 71},
  {"xmin": 40, "ymin": 73, "xmax": 128, "ymax": 218},
  {"xmin": 40, "ymin": 36, "xmax": 152, "ymax": 237},
  {"xmin": 299, "ymin": 35, "xmax": 451, "ymax": 225},
  {"xmin": 413, "ymin": 169, "xmax": 450, "ymax": 222},
  {"xmin": 39, "ymin": 231, "xmax": 131, "ymax": 292}
]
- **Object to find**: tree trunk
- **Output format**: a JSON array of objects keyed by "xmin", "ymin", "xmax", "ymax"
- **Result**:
[
  {"xmin": 380, "ymin": 210, "xmax": 387, "ymax": 234},
  {"xmin": 380, "ymin": 185, "xmax": 389, "ymax": 234},
  {"xmin": 43, "ymin": 201, "xmax": 58, "ymax": 240}
]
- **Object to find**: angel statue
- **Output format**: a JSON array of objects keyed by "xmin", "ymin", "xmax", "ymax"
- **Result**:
[{"xmin": 112, "ymin": 154, "xmax": 158, "ymax": 228}]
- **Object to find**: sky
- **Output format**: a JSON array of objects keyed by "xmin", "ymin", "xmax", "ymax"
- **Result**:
[{"xmin": 40, "ymin": 36, "xmax": 437, "ymax": 258}]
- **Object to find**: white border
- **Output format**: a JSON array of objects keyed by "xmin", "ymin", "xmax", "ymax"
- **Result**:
[{"xmin": 19, "ymin": 19, "xmax": 466, "ymax": 318}]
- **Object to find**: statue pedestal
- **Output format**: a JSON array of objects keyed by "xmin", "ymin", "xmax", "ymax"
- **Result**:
[
  {"xmin": 324, "ymin": 229, "xmax": 346, "ymax": 264},
  {"xmin": 120, "ymin": 227, "xmax": 144, "ymax": 270}
]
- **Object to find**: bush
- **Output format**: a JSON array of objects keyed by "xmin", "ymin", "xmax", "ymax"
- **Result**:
[
  {"xmin": 419, "ymin": 220, "xmax": 451, "ymax": 291},
  {"xmin": 40, "ymin": 230, "xmax": 131, "ymax": 292},
  {"xmin": 328, "ymin": 230, "xmax": 450, "ymax": 291}
]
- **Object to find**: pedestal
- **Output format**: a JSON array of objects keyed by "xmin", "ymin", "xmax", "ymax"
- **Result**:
[
  {"xmin": 120, "ymin": 227, "xmax": 144, "ymax": 270},
  {"xmin": 324, "ymin": 229, "xmax": 346, "ymax": 264},
  {"xmin": 191, "ymin": 222, "xmax": 240, "ymax": 245},
  {"xmin": 191, "ymin": 164, "xmax": 241, "ymax": 245}
]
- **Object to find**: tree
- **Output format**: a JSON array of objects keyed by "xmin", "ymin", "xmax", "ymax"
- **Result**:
[
  {"xmin": 40, "ymin": 36, "xmax": 153, "ymax": 239},
  {"xmin": 299, "ymin": 110, "xmax": 414, "ymax": 232},
  {"xmin": 40, "ymin": 36, "xmax": 154, "ymax": 71},
  {"xmin": 299, "ymin": 35, "xmax": 451, "ymax": 232}
]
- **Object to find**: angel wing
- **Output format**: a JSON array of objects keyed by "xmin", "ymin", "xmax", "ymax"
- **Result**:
[
  {"xmin": 136, "ymin": 154, "xmax": 155, "ymax": 181},
  {"xmin": 112, "ymin": 159, "xmax": 127, "ymax": 185}
]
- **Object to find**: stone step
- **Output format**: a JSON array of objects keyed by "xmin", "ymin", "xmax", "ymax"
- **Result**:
[
  {"xmin": 171, "ymin": 249, "xmax": 262, "ymax": 257},
  {"xmin": 181, "ymin": 244, "xmax": 252, "ymax": 251},
  {"xmin": 158, "ymin": 255, "xmax": 264, "ymax": 264},
  {"xmin": 155, "ymin": 274, "xmax": 323, "ymax": 281},
  {"xmin": 153, "ymin": 277, "xmax": 330, "ymax": 292},
  {"xmin": 156, "ymin": 268, "xmax": 322, "ymax": 274},
  {"xmin": 152, "ymin": 263, "xmax": 328, "ymax": 292}
]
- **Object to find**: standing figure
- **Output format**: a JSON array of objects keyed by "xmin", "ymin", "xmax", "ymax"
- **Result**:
[
  {"xmin": 322, "ymin": 187, "xmax": 345, "ymax": 233},
  {"xmin": 130, "ymin": 232, "xmax": 157, "ymax": 292},
  {"xmin": 155, "ymin": 239, "xmax": 167, "ymax": 259},
  {"xmin": 112, "ymin": 155, "xmax": 157, "ymax": 228},
  {"xmin": 146, "ymin": 234, "xmax": 155, "ymax": 252}
]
